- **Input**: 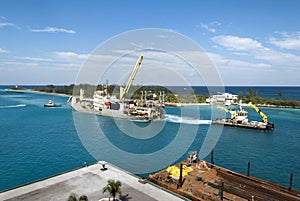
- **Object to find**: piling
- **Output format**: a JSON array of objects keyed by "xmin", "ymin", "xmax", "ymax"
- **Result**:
[
  {"xmin": 210, "ymin": 149, "xmax": 214, "ymax": 168},
  {"xmin": 247, "ymin": 161, "xmax": 250, "ymax": 177},
  {"xmin": 177, "ymin": 163, "xmax": 183, "ymax": 189},
  {"xmin": 289, "ymin": 173, "xmax": 293, "ymax": 191},
  {"xmin": 218, "ymin": 182, "xmax": 224, "ymax": 200}
]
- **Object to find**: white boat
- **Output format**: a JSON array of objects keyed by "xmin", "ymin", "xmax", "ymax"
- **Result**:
[{"xmin": 44, "ymin": 100, "xmax": 62, "ymax": 107}]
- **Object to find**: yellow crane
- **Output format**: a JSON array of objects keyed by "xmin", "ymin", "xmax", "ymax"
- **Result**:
[
  {"xmin": 248, "ymin": 102, "xmax": 268, "ymax": 123},
  {"xmin": 217, "ymin": 105, "xmax": 238, "ymax": 119},
  {"xmin": 119, "ymin": 54, "xmax": 144, "ymax": 100}
]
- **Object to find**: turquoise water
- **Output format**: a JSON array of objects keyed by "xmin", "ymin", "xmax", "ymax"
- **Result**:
[{"xmin": 0, "ymin": 87, "xmax": 299, "ymax": 191}]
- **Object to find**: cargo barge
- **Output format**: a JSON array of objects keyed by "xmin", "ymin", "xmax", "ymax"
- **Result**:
[
  {"xmin": 148, "ymin": 151, "xmax": 300, "ymax": 201},
  {"xmin": 212, "ymin": 102, "xmax": 274, "ymax": 131}
]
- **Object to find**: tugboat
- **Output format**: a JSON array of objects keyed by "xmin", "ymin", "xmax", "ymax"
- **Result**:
[
  {"xmin": 212, "ymin": 101, "xmax": 274, "ymax": 131},
  {"xmin": 44, "ymin": 100, "xmax": 62, "ymax": 107}
]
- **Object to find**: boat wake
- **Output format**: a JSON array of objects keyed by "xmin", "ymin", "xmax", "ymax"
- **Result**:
[
  {"xmin": 164, "ymin": 114, "xmax": 211, "ymax": 125},
  {"xmin": 0, "ymin": 104, "xmax": 26, "ymax": 109}
]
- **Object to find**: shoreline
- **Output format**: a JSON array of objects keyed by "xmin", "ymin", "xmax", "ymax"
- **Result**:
[
  {"xmin": 240, "ymin": 103, "xmax": 300, "ymax": 109},
  {"xmin": 4, "ymin": 88, "xmax": 70, "ymax": 97},
  {"xmin": 5, "ymin": 88, "xmax": 300, "ymax": 109},
  {"xmin": 166, "ymin": 102, "xmax": 300, "ymax": 109}
]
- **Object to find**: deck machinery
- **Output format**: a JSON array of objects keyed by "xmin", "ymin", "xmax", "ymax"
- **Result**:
[{"xmin": 212, "ymin": 102, "xmax": 274, "ymax": 131}]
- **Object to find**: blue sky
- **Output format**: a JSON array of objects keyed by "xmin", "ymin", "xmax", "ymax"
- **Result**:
[{"xmin": 0, "ymin": 0, "xmax": 299, "ymax": 85}]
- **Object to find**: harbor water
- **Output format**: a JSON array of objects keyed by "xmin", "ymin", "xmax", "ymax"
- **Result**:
[{"xmin": 0, "ymin": 86, "xmax": 299, "ymax": 191}]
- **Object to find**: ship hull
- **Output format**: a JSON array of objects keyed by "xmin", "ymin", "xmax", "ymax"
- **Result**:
[
  {"xmin": 212, "ymin": 119, "xmax": 274, "ymax": 131},
  {"xmin": 69, "ymin": 101, "xmax": 163, "ymax": 120}
]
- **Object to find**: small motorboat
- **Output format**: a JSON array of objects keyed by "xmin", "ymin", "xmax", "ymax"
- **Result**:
[{"xmin": 44, "ymin": 100, "xmax": 62, "ymax": 107}]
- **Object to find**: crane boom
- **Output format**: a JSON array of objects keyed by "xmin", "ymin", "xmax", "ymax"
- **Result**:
[
  {"xmin": 248, "ymin": 102, "xmax": 268, "ymax": 123},
  {"xmin": 120, "ymin": 54, "xmax": 144, "ymax": 100},
  {"xmin": 217, "ymin": 105, "xmax": 238, "ymax": 119}
]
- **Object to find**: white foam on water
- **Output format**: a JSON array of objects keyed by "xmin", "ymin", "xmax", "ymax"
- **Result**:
[
  {"xmin": 164, "ymin": 114, "xmax": 211, "ymax": 125},
  {"xmin": 0, "ymin": 104, "xmax": 26, "ymax": 109}
]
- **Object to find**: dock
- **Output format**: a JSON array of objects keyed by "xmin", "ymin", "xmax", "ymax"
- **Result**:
[
  {"xmin": 148, "ymin": 160, "xmax": 300, "ymax": 201},
  {"xmin": 1, "ymin": 160, "xmax": 300, "ymax": 201},
  {"xmin": 0, "ymin": 162, "xmax": 186, "ymax": 201}
]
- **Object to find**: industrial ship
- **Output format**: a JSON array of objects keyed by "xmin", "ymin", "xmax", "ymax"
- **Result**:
[
  {"xmin": 67, "ymin": 55, "xmax": 164, "ymax": 121},
  {"xmin": 212, "ymin": 102, "xmax": 274, "ymax": 131}
]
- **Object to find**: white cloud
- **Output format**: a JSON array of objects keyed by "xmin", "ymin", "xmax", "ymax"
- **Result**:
[
  {"xmin": 17, "ymin": 56, "xmax": 52, "ymax": 62},
  {"xmin": 209, "ymin": 34, "xmax": 300, "ymax": 85},
  {"xmin": 208, "ymin": 52, "xmax": 271, "ymax": 70},
  {"xmin": 212, "ymin": 35, "xmax": 266, "ymax": 51},
  {"xmin": 0, "ymin": 22, "xmax": 16, "ymax": 28},
  {"xmin": 200, "ymin": 23, "xmax": 216, "ymax": 33},
  {"xmin": 0, "ymin": 48, "xmax": 9, "ymax": 53},
  {"xmin": 269, "ymin": 33, "xmax": 300, "ymax": 50},
  {"xmin": 0, "ymin": 18, "xmax": 20, "ymax": 29},
  {"xmin": 30, "ymin": 26, "xmax": 76, "ymax": 34},
  {"xmin": 72, "ymin": 50, "xmax": 216, "ymax": 86},
  {"xmin": 211, "ymin": 35, "xmax": 300, "ymax": 67},
  {"xmin": 199, "ymin": 21, "xmax": 221, "ymax": 33},
  {"xmin": 256, "ymin": 51, "xmax": 300, "ymax": 66},
  {"xmin": 158, "ymin": 34, "xmax": 169, "ymax": 38},
  {"xmin": 55, "ymin": 51, "xmax": 88, "ymax": 59},
  {"xmin": 4, "ymin": 61, "xmax": 38, "ymax": 67},
  {"xmin": 206, "ymin": 52, "xmax": 289, "ymax": 86}
]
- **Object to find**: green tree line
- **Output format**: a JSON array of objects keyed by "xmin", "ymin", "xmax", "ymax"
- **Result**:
[
  {"xmin": 238, "ymin": 88, "xmax": 300, "ymax": 108},
  {"xmin": 15, "ymin": 85, "xmax": 299, "ymax": 108}
]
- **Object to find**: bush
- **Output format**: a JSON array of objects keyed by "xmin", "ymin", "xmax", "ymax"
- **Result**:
[{"xmin": 79, "ymin": 195, "xmax": 88, "ymax": 201}]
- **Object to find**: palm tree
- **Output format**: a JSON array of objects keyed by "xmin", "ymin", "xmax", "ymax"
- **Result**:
[
  {"xmin": 67, "ymin": 193, "xmax": 78, "ymax": 201},
  {"xmin": 67, "ymin": 193, "xmax": 88, "ymax": 201},
  {"xmin": 102, "ymin": 180, "xmax": 122, "ymax": 201},
  {"xmin": 79, "ymin": 195, "xmax": 88, "ymax": 201}
]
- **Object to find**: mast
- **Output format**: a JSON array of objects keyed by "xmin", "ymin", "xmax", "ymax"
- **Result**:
[
  {"xmin": 119, "ymin": 54, "xmax": 144, "ymax": 100},
  {"xmin": 249, "ymin": 102, "xmax": 268, "ymax": 123},
  {"xmin": 217, "ymin": 105, "xmax": 238, "ymax": 119}
]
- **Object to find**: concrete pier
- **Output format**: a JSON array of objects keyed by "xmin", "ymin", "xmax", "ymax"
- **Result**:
[{"xmin": 0, "ymin": 162, "xmax": 186, "ymax": 201}]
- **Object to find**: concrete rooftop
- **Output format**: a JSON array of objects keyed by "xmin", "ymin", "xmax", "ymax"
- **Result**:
[{"xmin": 0, "ymin": 162, "xmax": 187, "ymax": 201}]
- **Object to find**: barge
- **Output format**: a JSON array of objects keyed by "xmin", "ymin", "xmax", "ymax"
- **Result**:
[
  {"xmin": 212, "ymin": 102, "xmax": 274, "ymax": 131},
  {"xmin": 149, "ymin": 153, "xmax": 300, "ymax": 201}
]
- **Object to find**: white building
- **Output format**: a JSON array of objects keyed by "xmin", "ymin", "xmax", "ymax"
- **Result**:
[{"xmin": 206, "ymin": 93, "xmax": 238, "ymax": 105}]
